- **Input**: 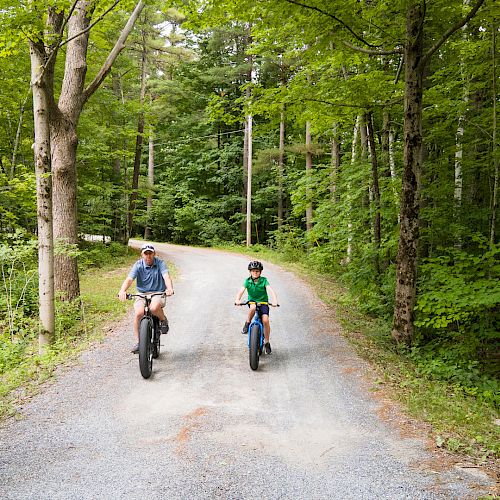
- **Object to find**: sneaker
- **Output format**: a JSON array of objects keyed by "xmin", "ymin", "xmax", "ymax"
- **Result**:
[
  {"xmin": 241, "ymin": 321, "xmax": 250, "ymax": 334},
  {"xmin": 265, "ymin": 342, "xmax": 272, "ymax": 355},
  {"xmin": 160, "ymin": 320, "xmax": 169, "ymax": 334},
  {"xmin": 131, "ymin": 343, "xmax": 139, "ymax": 354}
]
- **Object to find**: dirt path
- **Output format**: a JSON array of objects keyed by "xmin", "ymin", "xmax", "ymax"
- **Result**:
[{"xmin": 0, "ymin": 242, "xmax": 494, "ymax": 499}]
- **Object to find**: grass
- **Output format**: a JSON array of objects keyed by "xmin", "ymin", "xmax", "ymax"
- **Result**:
[
  {"xmin": 217, "ymin": 243, "xmax": 499, "ymax": 466},
  {"xmin": 0, "ymin": 249, "xmax": 139, "ymax": 420}
]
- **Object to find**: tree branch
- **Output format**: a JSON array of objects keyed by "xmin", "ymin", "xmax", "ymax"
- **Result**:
[
  {"xmin": 83, "ymin": 0, "xmax": 145, "ymax": 102},
  {"xmin": 342, "ymin": 40, "xmax": 403, "ymax": 55},
  {"xmin": 302, "ymin": 97, "xmax": 403, "ymax": 108},
  {"xmin": 421, "ymin": 0, "xmax": 486, "ymax": 67},
  {"xmin": 57, "ymin": 0, "xmax": 122, "ymax": 50},
  {"xmin": 282, "ymin": 0, "xmax": 378, "ymax": 48},
  {"xmin": 57, "ymin": 0, "xmax": 79, "ymax": 38}
]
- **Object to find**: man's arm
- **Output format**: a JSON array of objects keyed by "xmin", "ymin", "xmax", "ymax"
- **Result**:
[
  {"xmin": 163, "ymin": 272, "xmax": 174, "ymax": 296},
  {"xmin": 118, "ymin": 276, "xmax": 134, "ymax": 301}
]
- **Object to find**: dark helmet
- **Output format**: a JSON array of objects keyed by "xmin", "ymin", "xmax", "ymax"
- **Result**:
[{"xmin": 248, "ymin": 260, "xmax": 263, "ymax": 271}]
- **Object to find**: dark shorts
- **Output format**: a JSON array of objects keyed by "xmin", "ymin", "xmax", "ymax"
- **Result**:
[{"xmin": 250, "ymin": 303, "xmax": 269, "ymax": 316}]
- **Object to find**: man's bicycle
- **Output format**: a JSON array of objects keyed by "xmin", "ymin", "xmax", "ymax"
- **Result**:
[
  {"xmin": 236, "ymin": 301, "xmax": 279, "ymax": 371},
  {"xmin": 127, "ymin": 292, "xmax": 167, "ymax": 379}
]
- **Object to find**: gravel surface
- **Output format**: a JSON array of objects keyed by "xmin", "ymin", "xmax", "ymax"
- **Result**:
[{"xmin": 0, "ymin": 242, "xmax": 494, "ymax": 499}]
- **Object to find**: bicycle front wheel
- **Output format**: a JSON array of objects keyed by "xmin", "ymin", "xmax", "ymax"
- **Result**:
[
  {"xmin": 249, "ymin": 324, "xmax": 260, "ymax": 371},
  {"xmin": 139, "ymin": 317, "xmax": 153, "ymax": 379}
]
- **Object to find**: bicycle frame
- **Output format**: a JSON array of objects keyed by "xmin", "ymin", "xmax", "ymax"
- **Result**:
[
  {"xmin": 247, "ymin": 302, "xmax": 266, "ymax": 350},
  {"xmin": 127, "ymin": 292, "xmax": 166, "ymax": 378}
]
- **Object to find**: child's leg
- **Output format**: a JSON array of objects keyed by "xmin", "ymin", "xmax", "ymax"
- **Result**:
[
  {"xmin": 262, "ymin": 314, "xmax": 270, "ymax": 343},
  {"xmin": 247, "ymin": 303, "xmax": 256, "ymax": 323}
]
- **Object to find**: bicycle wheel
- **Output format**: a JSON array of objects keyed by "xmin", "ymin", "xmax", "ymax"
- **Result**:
[
  {"xmin": 139, "ymin": 317, "xmax": 153, "ymax": 379},
  {"xmin": 249, "ymin": 324, "xmax": 260, "ymax": 371}
]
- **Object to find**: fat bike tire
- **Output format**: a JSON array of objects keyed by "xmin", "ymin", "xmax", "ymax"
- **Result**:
[
  {"xmin": 139, "ymin": 318, "xmax": 153, "ymax": 379},
  {"xmin": 249, "ymin": 324, "xmax": 260, "ymax": 371}
]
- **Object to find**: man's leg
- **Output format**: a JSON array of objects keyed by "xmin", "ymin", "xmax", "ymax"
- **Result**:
[{"xmin": 150, "ymin": 295, "xmax": 168, "ymax": 333}]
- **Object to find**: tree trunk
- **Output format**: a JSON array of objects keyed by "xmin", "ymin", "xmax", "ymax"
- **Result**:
[
  {"xmin": 330, "ymin": 123, "xmax": 340, "ymax": 201},
  {"xmin": 10, "ymin": 95, "xmax": 28, "ymax": 180},
  {"xmin": 48, "ymin": 0, "xmax": 144, "ymax": 298},
  {"xmin": 278, "ymin": 109, "xmax": 285, "ymax": 229},
  {"xmin": 50, "ymin": 1, "xmax": 92, "ymax": 300},
  {"xmin": 346, "ymin": 115, "xmax": 362, "ymax": 262},
  {"xmin": 305, "ymin": 121, "xmax": 313, "ymax": 232},
  {"xmin": 30, "ymin": 41, "xmax": 55, "ymax": 352},
  {"xmin": 391, "ymin": 2, "xmax": 425, "ymax": 345},
  {"xmin": 52, "ymin": 116, "xmax": 81, "ymax": 299},
  {"xmin": 144, "ymin": 128, "xmax": 154, "ymax": 240},
  {"xmin": 491, "ymin": 18, "xmax": 498, "ymax": 244},
  {"xmin": 367, "ymin": 112, "xmax": 381, "ymax": 274},
  {"xmin": 241, "ymin": 119, "xmax": 248, "ymax": 236},
  {"xmin": 127, "ymin": 24, "xmax": 147, "ymax": 239},
  {"xmin": 246, "ymin": 113, "xmax": 253, "ymax": 247}
]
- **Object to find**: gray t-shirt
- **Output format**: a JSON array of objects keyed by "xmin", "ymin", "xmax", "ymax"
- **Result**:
[{"xmin": 129, "ymin": 257, "xmax": 168, "ymax": 293}]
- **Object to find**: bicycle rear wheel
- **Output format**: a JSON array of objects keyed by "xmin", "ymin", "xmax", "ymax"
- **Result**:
[
  {"xmin": 249, "ymin": 324, "xmax": 260, "ymax": 371},
  {"xmin": 139, "ymin": 317, "xmax": 153, "ymax": 379}
]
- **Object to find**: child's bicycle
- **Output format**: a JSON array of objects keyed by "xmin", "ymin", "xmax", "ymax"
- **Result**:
[
  {"xmin": 127, "ymin": 292, "xmax": 167, "ymax": 379},
  {"xmin": 236, "ymin": 301, "xmax": 279, "ymax": 371}
]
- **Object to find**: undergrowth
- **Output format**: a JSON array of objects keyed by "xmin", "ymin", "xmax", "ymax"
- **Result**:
[{"xmin": 0, "ymin": 242, "xmax": 138, "ymax": 420}]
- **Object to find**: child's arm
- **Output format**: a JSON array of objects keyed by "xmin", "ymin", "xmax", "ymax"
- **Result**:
[
  {"xmin": 266, "ymin": 285, "xmax": 278, "ymax": 306},
  {"xmin": 235, "ymin": 286, "xmax": 246, "ymax": 305}
]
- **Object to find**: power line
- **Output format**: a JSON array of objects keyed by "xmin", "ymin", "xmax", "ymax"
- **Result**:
[{"xmin": 152, "ymin": 128, "xmax": 245, "ymax": 148}]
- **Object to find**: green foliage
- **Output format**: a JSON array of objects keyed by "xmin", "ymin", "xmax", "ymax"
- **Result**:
[{"xmin": 415, "ymin": 239, "xmax": 500, "ymax": 330}]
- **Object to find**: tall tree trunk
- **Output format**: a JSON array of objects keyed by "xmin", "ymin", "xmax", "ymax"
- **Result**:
[
  {"xmin": 491, "ymin": 18, "xmax": 498, "ymax": 244},
  {"xmin": 367, "ymin": 112, "xmax": 381, "ymax": 274},
  {"xmin": 144, "ymin": 128, "xmax": 154, "ymax": 240},
  {"xmin": 127, "ymin": 23, "xmax": 147, "ymax": 239},
  {"xmin": 391, "ymin": 3, "xmax": 425, "ymax": 345},
  {"xmin": 241, "ymin": 119, "xmax": 248, "ymax": 236},
  {"xmin": 51, "ymin": 0, "xmax": 92, "ymax": 300},
  {"xmin": 52, "ymin": 115, "xmax": 81, "ymax": 299},
  {"xmin": 305, "ymin": 121, "xmax": 313, "ymax": 232},
  {"xmin": 246, "ymin": 113, "xmax": 253, "ymax": 247},
  {"xmin": 49, "ymin": 0, "xmax": 144, "ymax": 299},
  {"xmin": 111, "ymin": 71, "xmax": 124, "ymax": 243},
  {"xmin": 10, "ymin": 95, "xmax": 28, "ymax": 180},
  {"xmin": 330, "ymin": 123, "xmax": 340, "ymax": 201},
  {"xmin": 278, "ymin": 108, "xmax": 285, "ymax": 229},
  {"xmin": 30, "ymin": 40, "xmax": 55, "ymax": 352},
  {"xmin": 245, "ymin": 40, "xmax": 253, "ymax": 247},
  {"xmin": 454, "ymin": 1, "xmax": 470, "ymax": 249},
  {"xmin": 346, "ymin": 115, "xmax": 362, "ymax": 262}
]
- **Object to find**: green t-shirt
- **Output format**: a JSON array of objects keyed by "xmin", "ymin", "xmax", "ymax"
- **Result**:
[{"xmin": 244, "ymin": 276, "xmax": 269, "ymax": 303}]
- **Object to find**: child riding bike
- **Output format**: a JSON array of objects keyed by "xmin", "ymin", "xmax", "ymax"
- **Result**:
[{"xmin": 234, "ymin": 260, "xmax": 278, "ymax": 354}]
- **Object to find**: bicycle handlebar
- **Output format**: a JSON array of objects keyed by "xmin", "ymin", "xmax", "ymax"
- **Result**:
[
  {"xmin": 235, "ymin": 301, "xmax": 280, "ymax": 307},
  {"xmin": 126, "ymin": 292, "xmax": 172, "ymax": 300}
]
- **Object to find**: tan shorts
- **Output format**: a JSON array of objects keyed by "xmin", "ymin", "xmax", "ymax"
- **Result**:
[{"xmin": 134, "ymin": 292, "xmax": 166, "ymax": 309}]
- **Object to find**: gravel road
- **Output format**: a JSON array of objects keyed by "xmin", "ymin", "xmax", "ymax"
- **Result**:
[{"xmin": 0, "ymin": 242, "xmax": 494, "ymax": 499}]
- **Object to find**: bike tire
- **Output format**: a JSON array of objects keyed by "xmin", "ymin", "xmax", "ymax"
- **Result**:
[
  {"xmin": 249, "ymin": 324, "xmax": 260, "ymax": 371},
  {"xmin": 139, "ymin": 317, "xmax": 153, "ymax": 379}
]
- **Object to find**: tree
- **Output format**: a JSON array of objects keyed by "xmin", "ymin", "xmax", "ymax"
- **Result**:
[{"xmin": 28, "ymin": 0, "xmax": 145, "ymax": 301}]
